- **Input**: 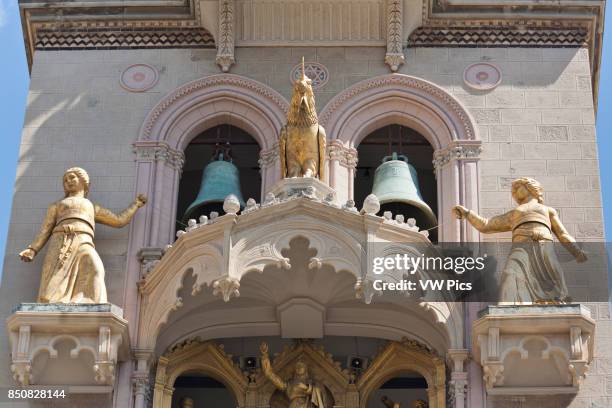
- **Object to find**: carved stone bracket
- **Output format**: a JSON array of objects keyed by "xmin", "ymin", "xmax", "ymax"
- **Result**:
[
  {"xmin": 433, "ymin": 141, "xmax": 482, "ymax": 171},
  {"xmin": 133, "ymin": 141, "xmax": 185, "ymax": 171},
  {"xmin": 7, "ymin": 304, "xmax": 129, "ymax": 388},
  {"xmin": 216, "ymin": 0, "xmax": 236, "ymax": 72},
  {"xmin": 473, "ymin": 305, "xmax": 595, "ymax": 395},
  {"xmin": 385, "ymin": 0, "xmax": 405, "ymax": 72}
]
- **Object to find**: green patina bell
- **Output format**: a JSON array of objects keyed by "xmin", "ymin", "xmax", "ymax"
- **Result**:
[
  {"xmin": 371, "ymin": 152, "xmax": 438, "ymax": 230},
  {"xmin": 183, "ymin": 147, "xmax": 245, "ymax": 221}
]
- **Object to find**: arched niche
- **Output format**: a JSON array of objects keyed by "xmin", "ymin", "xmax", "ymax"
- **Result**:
[
  {"xmin": 354, "ymin": 124, "xmax": 438, "ymax": 241},
  {"xmin": 134, "ymin": 74, "xmax": 289, "ymax": 248},
  {"xmin": 357, "ymin": 340, "xmax": 446, "ymax": 408},
  {"xmin": 319, "ymin": 74, "xmax": 481, "ymax": 242},
  {"xmin": 152, "ymin": 340, "xmax": 248, "ymax": 408},
  {"xmin": 177, "ymin": 124, "xmax": 261, "ymax": 226}
]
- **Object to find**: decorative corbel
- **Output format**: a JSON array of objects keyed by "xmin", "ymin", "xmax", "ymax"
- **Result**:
[
  {"xmin": 94, "ymin": 326, "xmax": 119, "ymax": 385},
  {"xmin": 216, "ymin": 0, "xmax": 236, "ymax": 72},
  {"xmin": 385, "ymin": 0, "xmax": 405, "ymax": 72},
  {"xmin": 11, "ymin": 325, "xmax": 32, "ymax": 386}
]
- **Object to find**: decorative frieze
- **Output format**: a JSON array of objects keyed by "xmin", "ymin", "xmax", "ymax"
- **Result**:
[
  {"xmin": 385, "ymin": 0, "xmax": 405, "ymax": 72},
  {"xmin": 409, "ymin": 26, "xmax": 589, "ymax": 48},
  {"xmin": 35, "ymin": 28, "xmax": 215, "ymax": 51},
  {"xmin": 133, "ymin": 142, "xmax": 185, "ymax": 171},
  {"xmin": 216, "ymin": 0, "xmax": 236, "ymax": 72}
]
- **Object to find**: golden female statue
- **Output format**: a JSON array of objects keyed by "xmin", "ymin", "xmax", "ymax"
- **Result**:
[
  {"xmin": 279, "ymin": 58, "xmax": 326, "ymax": 179},
  {"xmin": 260, "ymin": 342, "xmax": 327, "ymax": 408},
  {"xmin": 19, "ymin": 167, "xmax": 147, "ymax": 304},
  {"xmin": 453, "ymin": 177, "xmax": 586, "ymax": 304}
]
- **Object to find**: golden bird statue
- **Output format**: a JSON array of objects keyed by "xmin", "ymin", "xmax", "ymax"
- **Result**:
[{"xmin": 279, "ymin": 57, "xmax": 327, "ymax": 180}]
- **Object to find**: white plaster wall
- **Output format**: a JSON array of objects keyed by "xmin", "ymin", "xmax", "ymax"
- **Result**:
[{"xmin": 0, "ymin": 46, "xmax": 608, "ymax": 407}]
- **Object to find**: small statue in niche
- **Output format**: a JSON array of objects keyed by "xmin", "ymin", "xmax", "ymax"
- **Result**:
[
  {"xmin": 260, "ymin": 342, "xmax": 329, "ymax": 407},
  {"xmin": 381, "ymin": 395, "xmax": 400, "ymax": 408},
  {"xmin": 280, "ymin": 57, "xmax": 327, "ymax": 179},
  {"xmin": 453, "ymin": 177, "xmax": 587, "ymax": 304},
  {"xmin": 19, "ymin": 167, "xmax": 147, "ymax": 303}
]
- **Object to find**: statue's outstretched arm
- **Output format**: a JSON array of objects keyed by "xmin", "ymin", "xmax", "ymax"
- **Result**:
[
  {"xmin": 27, "ymin": 204, "xmax": 57, "ymax": 253},
  {"xmin": 94, "ymin": 194, "xmax": 147, "ymax": 228},
  {"xmin": 454, "ymin": 205, "xmax": 513, "ymax": 234},
  {"xmin": 550, "ymin": 207, "xmax": 587, "ymax": 261},
  {"xmin": 260, "ymin": 343, "xmax": 286, "ymax": 391}
]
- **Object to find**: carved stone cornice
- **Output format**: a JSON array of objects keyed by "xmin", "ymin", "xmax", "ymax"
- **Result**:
[
  {"xmin": 385, "ymin": 0, "xmax": 405, "ymax": 72},
  {"xmin": 433, "ymin": 141, "xmax": 482, "ymax": 171},
  {"xmin": 133, "ymin": 142, "xmax": 185, "ymax": 171},
  {"xmin": 216, "ymin": 0, "xmax": 236, "ymax": 72}
]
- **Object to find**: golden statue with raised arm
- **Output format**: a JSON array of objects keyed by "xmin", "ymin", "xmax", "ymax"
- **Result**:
[
  {"xmin": 279, "ymin": 57, "xmax": 326, "ymax": 180},
  {"xmin": 453, "ymin": 177, "xmax": 587, "ymax": 304},
  {"xmin": 260, "ymin": 342, "xmax": 328, "ymax": 408},
  {"xmin": 19, "ymin": 167, "xmax": 147, "ymax": 304}
]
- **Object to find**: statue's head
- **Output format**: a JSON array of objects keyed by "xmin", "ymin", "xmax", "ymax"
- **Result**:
[
  {"xmin": 63, "ymin": 167, "xmax": 90, "ymax": 197},
  {"xmin": 511, "ymin": 177, "xmax": 543, "ymax": 204},
  {"xmin": 294, "ymin": 359, "xmax": 309, "ymax": 379},
  {"xmin": 288, "ymin": 57, "xmax": 317, "ymax": 127},
  {"xmin": 412, "ymin": 400, "xmax": 427, "ymax": 408}
]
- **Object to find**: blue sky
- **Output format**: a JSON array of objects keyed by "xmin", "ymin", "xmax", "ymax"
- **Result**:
[{"xmin": 0, "ymin": 3, "xmax": 610, "ymax": 272}]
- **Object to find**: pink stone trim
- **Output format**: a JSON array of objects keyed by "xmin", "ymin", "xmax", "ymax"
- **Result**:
[
  {"xmin": 320, "ymin": 73, "xmax": 477, "ymax": 147},
  {"xmin": 139, "ymin": 74, "xmax": 289, "ymax": 149}
]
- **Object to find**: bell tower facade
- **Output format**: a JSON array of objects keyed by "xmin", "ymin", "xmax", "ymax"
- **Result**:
[{"xmin": 1, "ymin": 1, "xmax": 609, "ymax": 407}]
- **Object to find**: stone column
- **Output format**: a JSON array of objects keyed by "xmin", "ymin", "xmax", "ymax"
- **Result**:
[
  {"xmin": 448, "ymin": 349, "xmax": 469, "ymax": 408},
  {"xmin": 132, "ymin": 349, "xmax": 154, "ymax": 408}
]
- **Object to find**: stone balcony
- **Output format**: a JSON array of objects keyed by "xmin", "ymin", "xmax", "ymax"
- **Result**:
[
  {"xmin": 6, "ymin": 303, "xmax": 129, "ymax": 391},
  {"xmin": 472, "ymin": 304, "xmax": 595, "ymax": 396}
]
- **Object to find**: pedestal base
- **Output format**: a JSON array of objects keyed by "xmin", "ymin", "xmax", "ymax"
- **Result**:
[
  {"xmin": 7, "ymin": 303, "xmax": 129, "ymax": 389},
  {"xmin": 269, "ymin": 177, "xmax": 337, "ymax": 203},
  {"xmin": 472, "ymin": 304, "xmax": 595, "ymax": 395}
]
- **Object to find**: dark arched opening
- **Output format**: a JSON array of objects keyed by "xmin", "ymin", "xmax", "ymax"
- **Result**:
[
  {"xmin": 171, "ymin": 374, "xmax": 236, "ymax": 408},
  {"xmin": 355, "ymin": 125, "xmax": 437, "ymax": 242},
  {"xmin": 177, "ymin": 125, "xmax": 261, "ymax": 229},
  {"xmin": 367, "ymin": 373, "xmax": 429, "ymax": 408}
]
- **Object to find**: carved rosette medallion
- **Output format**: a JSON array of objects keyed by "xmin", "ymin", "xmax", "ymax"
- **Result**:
[
  {"xmin": 463, "ymin": 63, "xmax": 502, "ymax": 91},
  {"xmin": 290, "ymin": 62, "xmax": 329, "ymax": 89},
  {"xmin": 120, "ymin": 64, "xmax": 159, "ymax": 93}
]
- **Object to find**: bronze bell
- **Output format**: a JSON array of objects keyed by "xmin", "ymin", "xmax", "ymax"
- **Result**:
[
  {"xmin": 183, "ymin": 144, "xmax": 245, "ymax": 221},
  {"xmin": 371, "ymin": 152, "xmax": 437, "ymax": 231}
]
